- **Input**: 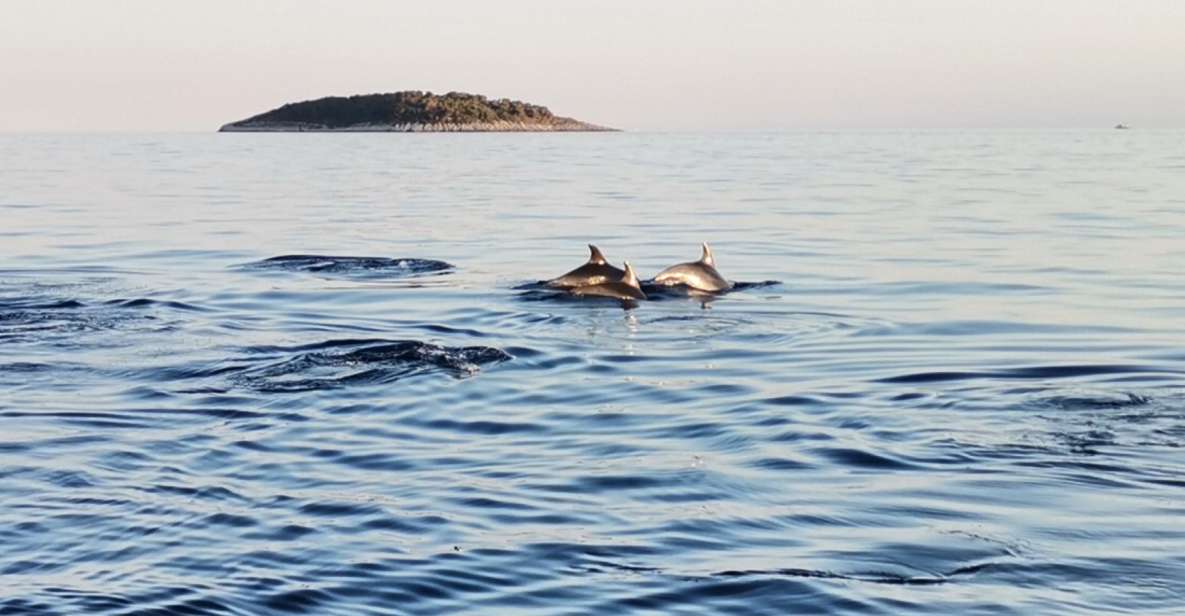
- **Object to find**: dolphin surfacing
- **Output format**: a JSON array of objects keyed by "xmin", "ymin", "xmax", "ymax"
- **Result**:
[
  {"xmin": 653, "ymin": 243, "xmax": 734, "ymax": 293},
  {"xmin": 571, "ymin": 261, "xmax": 647, "ymax": 301},
  {"xmin": 547, "ymin": 244, "xmax": 626, "ymax": 289}
]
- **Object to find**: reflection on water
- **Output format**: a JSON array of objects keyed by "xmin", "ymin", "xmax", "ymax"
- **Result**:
[{"xmin": 1, "ymin": 131, "xmax": 1184, "ymax": 615}]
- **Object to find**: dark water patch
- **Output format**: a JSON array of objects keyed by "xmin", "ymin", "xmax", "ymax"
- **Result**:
[
  {"xmin": 361, "ymin": 515, "xmax": 448, "ymax": 534},
  {"xmin": 525, "ymin": 474, "xmax": 678, "ymax": 497},
  {"xmin": 711, "ymin": 566, "xmax": 948, "ymax": 586},
  {"xmin": 769, "ymin": 429, "xmax": 836, "ymax": 443},
  {"xmin": 227, "ymin": 338, "xmax": 511, "ymax": 392},
  {"xmin": 263, "ymin": 587, "xmax": 335, "ymax": 614},
  {"xmin": 0, "ymin": 307, "xmax": 149, "ymax": 339},
  {"xmin": 605, "ymin": 576, "xmax": 868, "ymax": 614},
  {"xmin": 416, "ymin": 323, "xmax": 490, "ymax": 338},
  {"xmin": 135, "ymin": 597, "xmax": 235, "ymax": 616},
  {"xmin": 0, "ymin": 362, "xmax": 54, "ymax": 373},
  {"xmin": 36, "ymin": 591, "xmax": 135, "ymax": 614},
  {"xmin": 449, "ymin": 496, "xmax": 536, "ymax": 511},
  {"xmin": 750, "ymin": 456, "xmax": 815, "ymax": 471},
  {"xmin": 332, "ymin": 452, "xmax": 416, "ymax": 472},
  {"xmin": 1008, "ymin": 365, "xmax": 1174, "ymax": 379},
  {"xmin": 242, "ymin": 255, "xmax": 454, "ymax": 279},
  {"xmin": 298, "ymin": 501, "xmax": 386, "ymax": 518},
  {"xmin": 0, "ymin": 298, "xmax": 86, "ymax": 310},
  {"xmin": 43, "ymin": 470, "xmax": 97, "ymax": 489},
  {"xmin": 0, "ymin": 295, "xmax": 178, "ymax": 346},
  {"xmin": 202, "ymin": 512, "xmax": 257, "ymax": 529},
  {"xmin": 500, "ymin": 345, "xmax": 546, "ymax": 361},
  {"xmin": 243, "ymin": 524, "xmax": 318, "ymax": 541},
  {"xmin": 811, "ymin": 447, "xmax": 920, "ymax": 470},
  {"xmin": 696, "ymin": 382, "xmax": 755, "ymax": 396},
  {"xmin": 103, "ymin": 297, "xmax": 210, "ymax": 312},
  {"xmin": 762, "ymin": 394, "xmax": 826, "ymax": 407},
  {"xmin": 1032, "ymin": 391, "xmax": 1152, "ymax": 411},
  {"xmin": 646, "ymin": 420, "xmax": 738, "ymax": 444},
  {"xmin": 412, "ymin": 417, "xmax": 545, "ymax": 436},
  {"xmin": 0, "ymin": 407, "xmax": 271, "ymax": 424},
  {"xmin": 1021, "ymin": 390, "xmax": 1185, "ymax": 455},
  {"xmin": 140, "ymin": 483, "xmax": 248, "ymax": 503},
  {"xmin": 877, "ymin": 364, "xmax": 1179, "ymax": 384},
  {"xmin": 877, "ymin": 371, "xmax": 991, "ymax": 384}
]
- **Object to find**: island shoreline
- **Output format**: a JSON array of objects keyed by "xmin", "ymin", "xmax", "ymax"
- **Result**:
[
  {"xmin": 219, "ymin": 121, "xmax": 617, "ymax": 133},
  {"xmin": 218, "ymin": 91, "xmax": 619, "ymax": 133}
]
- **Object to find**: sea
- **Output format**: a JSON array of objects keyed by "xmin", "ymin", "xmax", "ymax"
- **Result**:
[{"xmin": 1, "ymin": 131, "xmax": 1183, "ymax": 615}]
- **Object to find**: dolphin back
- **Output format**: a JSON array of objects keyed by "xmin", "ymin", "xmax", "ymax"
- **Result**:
[
  {"xmin": 547, "ymin": 262, "xmax": 625, "ymax": 288},
  {"xmin": 653, "ymin": 262, "xmax": 732, "ymax": 292},
  {"xmin": 570, "ymin": 281, "xmax": 647, "ymax": 300}
]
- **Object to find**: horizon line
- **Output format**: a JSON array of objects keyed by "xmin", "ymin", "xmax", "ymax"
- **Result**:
[{"xmin": 0, "ymin": 126, "xmax": 1178, "ymax": 135}]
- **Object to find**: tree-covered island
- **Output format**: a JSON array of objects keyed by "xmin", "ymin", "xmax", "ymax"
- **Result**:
[{"xmin": 219, "ymin": 91, "xmax": 616, "ymax": 132}]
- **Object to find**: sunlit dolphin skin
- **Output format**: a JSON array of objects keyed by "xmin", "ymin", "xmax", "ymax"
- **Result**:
[
  {"xmin": 546, "ymin": 244, "xmax": 626, "ymax": 289},
  {"xmin": 570, "ymin": 261, "xmax": 647, "ymax": 301},
  {"xmin": 653, "ymin": 243, "xmax": 734, "ymax": 292}
]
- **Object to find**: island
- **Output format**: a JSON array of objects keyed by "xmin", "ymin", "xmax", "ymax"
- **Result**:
[{"xmin": 219, "ymin": 91, "xmax": 616, "ymax": 132}]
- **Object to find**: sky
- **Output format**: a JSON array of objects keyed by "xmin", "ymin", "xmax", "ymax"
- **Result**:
[{"xmin": 1, "ymin": 0, "xmax": 1182, "ymax": 131}]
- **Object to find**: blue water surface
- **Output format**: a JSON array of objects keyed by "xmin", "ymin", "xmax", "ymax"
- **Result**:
[{"xmin": 1, "ymin": 131, "xmax": 1184, "ymax": 615}]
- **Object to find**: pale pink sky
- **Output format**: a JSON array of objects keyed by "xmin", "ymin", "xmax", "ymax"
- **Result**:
[{"xmin": 1, "ymin": 0, "xmax": 1182, "ymax": 131}]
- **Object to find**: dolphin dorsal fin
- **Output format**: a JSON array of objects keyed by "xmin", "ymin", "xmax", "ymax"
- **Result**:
[
  {"xmin": 700, "ymin": 242, "xmax": 715, "ymax": 267},
  {"xmin": 588, "ymin": 244, "xmax": 608, "ymax": 265},
  {"xmin": 621, "ymin": 261, "xmax": 641, "ymax": 288}
]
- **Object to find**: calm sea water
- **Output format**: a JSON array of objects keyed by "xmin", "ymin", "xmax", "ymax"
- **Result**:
[{"xmin": 2, "ymin": 131, "xmax": 1184, "ymax": 615}]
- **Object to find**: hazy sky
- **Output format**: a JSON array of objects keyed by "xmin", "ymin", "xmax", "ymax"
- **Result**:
[{"xmin": 1, "ymin": 0, "xmax": 1182, "ymax": 131}]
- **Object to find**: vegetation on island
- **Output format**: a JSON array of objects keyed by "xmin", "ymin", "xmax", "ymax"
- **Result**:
[{"xmin": 220, "ymin": 91, "xmax": 613, "ymax": 131}]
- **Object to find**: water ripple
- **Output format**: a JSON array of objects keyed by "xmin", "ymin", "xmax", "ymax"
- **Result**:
[{"xmin": 3, "ymin": 131, "xmax": 1185, "ymax": 615}]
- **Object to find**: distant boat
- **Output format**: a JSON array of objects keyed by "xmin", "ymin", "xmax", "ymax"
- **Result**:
[{"xmin": 1115, "ymin": 123, "xmax": 1131, "ymax": 130}]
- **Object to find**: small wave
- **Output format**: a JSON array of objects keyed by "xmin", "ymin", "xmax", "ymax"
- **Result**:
[
  {"xmin": 102, "ymin": 297, "xmax": 209, "ymax": 312},
  {"xmin": 0, "ymin": 362, "xmax": 53, "ymax": 373},
  {"xmin": 242, "ymin": 255, "xmax": 454, "ymax": 279},
  {"xmin": 0, "ymin": 298, "xmax": 86, "ymax": 311},
  {"xmin": 230, "ymin": 338, "xmax": 511, "ymax": 392}
]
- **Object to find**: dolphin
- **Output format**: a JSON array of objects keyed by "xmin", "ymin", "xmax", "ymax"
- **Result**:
[
  {"xmin": 570, "ymin": 261, "xmax": 648, "ymax": 301},
  {"xmin": 652, "ymin": 243, "xmax": 734, "ymax": 292},
  {"xmin": 546, "ymin": 244, "xmax": 626, "ymax": 289}
]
